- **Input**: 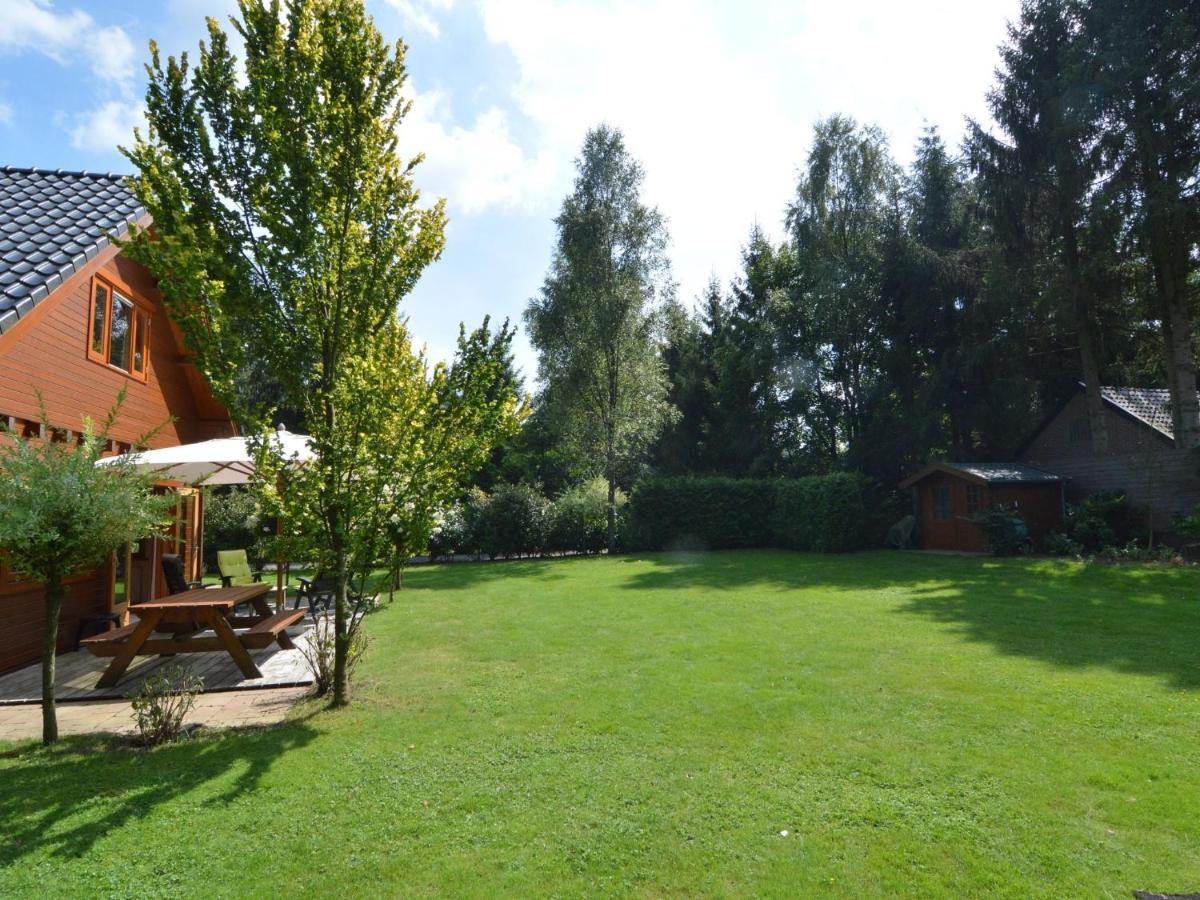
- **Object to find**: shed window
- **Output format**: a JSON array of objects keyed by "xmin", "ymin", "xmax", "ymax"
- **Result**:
[
  {"xmin": 86, "ymin": 276, "xmax": 150, "ymax": 381},
  {"xmin": 965, "ymin": 484, "xmax": 982, "ymax": 514},
  {"xmin": 933, "ymin": 485, "xmax": 951, "ymax": 520}
]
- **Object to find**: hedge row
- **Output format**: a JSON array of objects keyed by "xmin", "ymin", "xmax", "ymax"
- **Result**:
[
  {"xmin": 429, "ymin": 478, "xmax": 622, "ymax": 559},
  {"xmin": 624, "ymin": 474, "xmax": 876, "ymax": 553}
]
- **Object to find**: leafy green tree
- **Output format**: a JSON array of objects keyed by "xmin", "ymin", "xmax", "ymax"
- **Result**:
[
  {"xmin": 0, "ymin": 394, "xmax": 169, "ymax": 743},
  {"xmin": 859, "ymin": 126, "xmax": 990, "ymax": 480},
  {"xmin": 124, "ymin": 0, "xmax": 451, "ymax": 705},
  {"xmin": 253, "ymin": 317, "xmax": 522, "ymax": 629},
  {"xmin": 525, "ymin": 125, "xmax": 676, "ymax": 550},
  {"xmin": 202, "ymin": 487, "xmax": 263, "ymax": 571},
  {"xmin": 652, "ymin": 295, "xmax": 712, "ymax": 475},
  {"xmin": 969, "ymin": 0, "xmax": 1114, "ymax": 452},
  {"xmin": 1084, "ymin": 0, "xmax": 1200, "ymax": 447},
  {"xmin": 785, "ymin": 116, "xmax": 899, "ymax": 461},
  {"xmin": 381, "ymin": 319, "xmax": 526, "ymax": 587}
]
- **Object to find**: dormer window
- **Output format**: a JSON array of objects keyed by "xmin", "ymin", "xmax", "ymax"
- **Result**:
[{"xmin": 87, "ymin": 275, "xmax": 149, "ymax": 381}]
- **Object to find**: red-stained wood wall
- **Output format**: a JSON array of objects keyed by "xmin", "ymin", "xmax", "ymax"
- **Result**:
[{"xmin": 0, "ymin": 242, "xmax": 235, "ymax": 673}]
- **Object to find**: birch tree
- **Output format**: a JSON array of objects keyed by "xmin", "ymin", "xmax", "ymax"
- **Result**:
[{"xmin": 525, "ymin": 125, "xmax": 675, "ymax": 551}]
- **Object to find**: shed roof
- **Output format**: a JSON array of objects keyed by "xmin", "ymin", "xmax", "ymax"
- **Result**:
[
  {"xmin": 899, "ymin": 461, "xmax": 1064, "ymax": 489},
  {"xmin": 0, "ymin": 166, "xmax": 145, "ymax": 335}
]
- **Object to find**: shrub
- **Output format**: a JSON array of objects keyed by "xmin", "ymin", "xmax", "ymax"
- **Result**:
[
  {"xmin": 548, "ymin": 477, "xmax": 622, "ymax": 554},
  {"xmin": 1064, "ymin": 490, "xmax": 1146, "ymax": 552},
  {"xmin": 625, "ymin": 474, "xmax": 876, "ymax": 553},
  {"xmin": 428, "ymin": 502, "xmax": 470, "ymax": 560},
  {"xmin": 969, "ymin": 506, "xmax": 1032, "ymax": 556},
  {"xmin": 1096, "ymin": 540, "xmax": 1176, "ymax": 564},
  {"xmin": 301, "ymin": 616, "xmax": 370, "ymax": 696},
  {"xmin": 204, "ymin": 487, "xmax": 264, "ymax": 570},
  {"xmin": 1045, "ymin": 531, "xmax": 1083, "ymax": 557},
  {"xmin": 478, "ymin": 483, "xmax": 549, "ymax": 558},
  {"xmin": 1175, "ymin": 504, "xmax": 1200, "ymax": 545},
  {"xmin": 129, "ymin": 665, "xmax": 203, "ymax": 745}
]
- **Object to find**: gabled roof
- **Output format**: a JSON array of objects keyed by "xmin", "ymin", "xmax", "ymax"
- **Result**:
[
  {"xmin": 1099, "ymin": 386, "xmax": 1175, "ymax": 441},
  {"xmin": 899, "ymin": 461, "xmax": 1063, "ymax": 489},
  {"xmin": 0, "ymin": 166, "xmax": 145, "ymax": 334}
]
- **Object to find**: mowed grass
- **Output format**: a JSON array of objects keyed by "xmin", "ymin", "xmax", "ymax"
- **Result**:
[{"xmin": 2, "ymin": 550, "xmax": 1199, "ymax": 897}]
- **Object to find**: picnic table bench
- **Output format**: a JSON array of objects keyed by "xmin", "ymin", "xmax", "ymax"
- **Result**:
[{"xmin": 80, "ymin": 583, "xmax": 305, "ymax": 688}]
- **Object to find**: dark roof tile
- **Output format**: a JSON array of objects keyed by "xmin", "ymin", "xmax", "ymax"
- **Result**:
[{"xmin": 0, "ymin": 166, "xmax": 145, "ymax": 321}]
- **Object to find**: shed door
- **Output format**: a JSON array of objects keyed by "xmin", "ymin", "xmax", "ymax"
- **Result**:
[
  {"xmin": 919, "ymin": 476, "xmax": 988, "ymax": 551},
  {"xmin": 920, "ymin": 480, "xmax": 958, "ymax": 549}
]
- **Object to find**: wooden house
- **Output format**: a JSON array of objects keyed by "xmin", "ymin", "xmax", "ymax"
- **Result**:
[
  {"xmin": 899, "ymin": 462, "xmax": 1065, "ymax": 552},
  {"xmin": 0, "ymin": 166, "xmax": 235, "ymax": 673},
  {"xmin": 1018, "ymin": 384, "xmax": 1200, "ymax": 536}
]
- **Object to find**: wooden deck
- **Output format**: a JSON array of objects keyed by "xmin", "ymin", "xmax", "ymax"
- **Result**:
[{"xmin": 0, "ymin": 620, "xmax": 314, "ymax": 704}]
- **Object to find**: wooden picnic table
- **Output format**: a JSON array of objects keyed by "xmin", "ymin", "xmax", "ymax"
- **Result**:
[{"xmin": 82, "ymin": 583, "xmax": 305, "ymax": 688}]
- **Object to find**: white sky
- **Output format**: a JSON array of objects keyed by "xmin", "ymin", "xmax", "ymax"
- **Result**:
[{"xmin": 1, "ymin": 0, "xmax": 1022, "ymax": 381}]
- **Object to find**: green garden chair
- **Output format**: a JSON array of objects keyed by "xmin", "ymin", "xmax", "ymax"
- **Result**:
[{"xmin": 217, "ymin": 549, "xmax": 264, "ymax": 588}]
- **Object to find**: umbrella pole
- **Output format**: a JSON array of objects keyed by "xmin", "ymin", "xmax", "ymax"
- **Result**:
[{"xmin": 275, "ymin": 512, "xmax": 285, "ymax": 612}]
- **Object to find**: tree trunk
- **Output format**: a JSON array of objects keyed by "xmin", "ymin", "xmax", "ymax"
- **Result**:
[
  {"xmin": 332, "ymin": 541, "xmax": 349, "ymax": 707},
  {"xmin": 605, "ymin": 355, "xmax": 619, "ymax": 554},
  {"xmin": 606, "ymin": 473, "xmax": 617, "ymax": 555},
  {"xmin": 390, "ymin": 548, "xmax": 402, "ymax": 600},
  {"xmin": 1061, "ymin": 201, "xmax": 1109, "ymax": 455},
  {"xmin": 1160, "ymin": 278, "xmax": 1199, "ymax": 449},
  {"xmin": 1078, "ymin": 323, "xmax": 1109, "ymax": 455},
  {"xmin": 41, "ymin": 575, "xmax": 65, "ymax": 744},
  {"xmin": 1134, "ymin": 116, "xmax": 1200, "ymax": 449}
]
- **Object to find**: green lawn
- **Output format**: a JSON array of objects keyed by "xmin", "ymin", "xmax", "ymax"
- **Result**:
[{"xmin": 2, "ymin": 551, "xmax": 1199, "ymax": 897}]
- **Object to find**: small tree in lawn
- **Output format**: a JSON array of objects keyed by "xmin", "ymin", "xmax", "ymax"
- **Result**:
[
  {"xmin": 379, "ymin": 318, "xmax": 527, "ymax": 591},
  {"xmin": 124, "ymin": 0, "xmax": 453, "ymax": 706},
  {"xmin": 0, "ymin": 394, "xmax": 169, "ymax": 744},
  {"xmin": 252, "ymin": 317, "xmax": 523, "ymax": 616}
]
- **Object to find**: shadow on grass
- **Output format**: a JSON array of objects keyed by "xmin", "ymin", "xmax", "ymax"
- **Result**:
[
  {"xmin": 614, "ymin": 549, "xmax": 1200, "ymax": 691},
  {"xmin": 0, "ymin": 714, "xmax": 319, "ymax": 865},
  {"xmin": 892, "ymin": 558, "xmax": 1200, "ymax": 690}
]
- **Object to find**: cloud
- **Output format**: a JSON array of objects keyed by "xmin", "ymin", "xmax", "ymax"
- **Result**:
[
  {"xmin": 473, "ymin": 0, "xmax": 1019, "ymax": 305},
  {"xmin": 786, "ymin": 0, "xmax": 1015, "ymax": 156},
  {"xmin": 404, "ymin": 84, "xmax": 556, "ymax": 214},
  {"xmin": 0, "ymin": 100, "xmax": 12, "ymax": 126},
  {"xmin": 1, "ymin": 0, "xmax": 91, "ymax": 60},
  {"xmin": 89, "ymin": 24, "xmax": 138, "ymax": 86},
  {"xmin": 3, "ymin": 1, "xmax": 136, "ymax": 87},
  {"xmin": 0, "ymin": 2, "xmax": 145, "ymax": 155},
  {"xmin": 69, "ymin": 99, "xmax": 145, "ymax": 153},
  {"xmin": 476, "ymin": 0, "xmax": 805, "ymax": 302},
  {"xmin": 381, "ymin": 0, "xmax": 454, "ymax": 38}
]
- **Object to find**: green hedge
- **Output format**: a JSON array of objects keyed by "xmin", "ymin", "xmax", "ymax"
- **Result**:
[
  {"xmin": 626, "ymin": 474, "xmax": 875, "ymax": 553},
  {"xmin": 429, "ymin": 479, "xmax": 625, "ymax": 559}
]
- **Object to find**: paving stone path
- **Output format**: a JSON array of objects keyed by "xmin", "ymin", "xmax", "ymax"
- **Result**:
[{"xmin": 0, "ymin": 686, "xmax": 308, "ymax": 742}]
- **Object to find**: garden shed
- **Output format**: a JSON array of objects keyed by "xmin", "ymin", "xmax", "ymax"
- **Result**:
[{"xmin": 899, "ymin": 462, "xmax": 1065, "ymax": 552}]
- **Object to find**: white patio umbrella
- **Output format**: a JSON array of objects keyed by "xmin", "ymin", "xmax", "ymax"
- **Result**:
[
  {"xmin": 97, "ymin": 428, "xmax": 314, "ymax": 608},
  {"xmin": 96, "ymin": 428, "xmax": 314, "ymax": 485}
]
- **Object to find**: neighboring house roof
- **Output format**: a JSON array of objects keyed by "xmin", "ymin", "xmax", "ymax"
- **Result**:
[
  {"xmin": 0, "ymin": 166, "xmax": 145, "ymax": 335},
  {"xmin": 899, "ymin": 461, "xmax": 1064, "ymax": 489},
  {"xmin": 1099, "ymin": 386, "xmax": 1176, "ymax": 441}
]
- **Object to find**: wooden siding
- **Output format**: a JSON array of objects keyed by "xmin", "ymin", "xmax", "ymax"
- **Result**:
[
  {"xmin": 1020, "ymin": 393, "xmax": 1200, "ymax": 533},
  {"xmin": 0, "ymin": 247, "xmax": 232, "ymax": 673},
  {"xmin": 0, "ymin": 570, "xmax": 107, "ymax": 670},
  {"xmin": 915, "ymin": 473, "xmax": 988, "ymax": 552},
  {"xmin": 0, "ymin": 246, "xmax": 232, "ymax": 447},
  {"xmin": 913, "ymin": 471, "xmax": 1062, "ymax": 552}
]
